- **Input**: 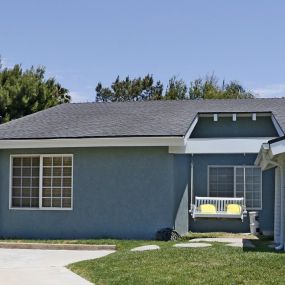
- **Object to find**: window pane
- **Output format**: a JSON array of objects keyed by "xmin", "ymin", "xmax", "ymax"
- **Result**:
[
  {"xmin": 41, "ymin": 155, "xmax": 72, "ymax": 209},
  {"xmin": 53, "ymin": 167, "xmax": 62, "ymax": 176},
  {"xmin": 43, "ymin": 178, "xmax": 51, "ymax": 187},
  {"xmin": 52, "ymin": 178, "xmax": 61, "ymax": 187},
  {"xmin": 42, "ymin": 198, "xmax": 51, "ymax": 207},
  {"xmin": 53, "ymin": 157, "xmax": 62, "ymax": 167},
  {"xmin": 11, "ymin": 156, "xmax": 40, "ymax": 208},
  {"xmin": 43, "ymin": 167, "xmax": 52, "ymax": 176},
  {"xmin": 62, "ymin": 188, "xmax": 71, "ymax": 197},
  {"xmin": 63, "ymin": 156, "xmax": 72, "ymax": 166},
  {"xmin": 62, "ymin": 198, "xmax": 71, "ymax": 208},
  {"xmin": 43, "ymin": 157, "xmax": 52, "ymax": 166},
  {"xmin": 22, "ymin": 188, "xmax": 30, "ymax": 197},
  {"xmin": 63, "ymin": 167, "xmax": 72, "ymax": 176},
  {"xmin": 32, "ymin": 167, "xmax": 39, "ymax": 176},
  {"xmin": 42, "ymin": 188, "xmax": 51, "ymax": 197},
  {"xmin": 12, "ymin": 187, "xmax": 21, "ymax": 197},
  {"xmin": 52, "ymin": 198, "xmax": 61, "ymax": 207},
  {"xmin": 13, "ymin": 168, "xmax": 21, "ymax": 176},
  {"xmin": 52, "ymin": 188, "xmax": 61, "ymax": 198},
  {"xmin": 22, "ymin": 157, "xmax": 31, "ymax": 167},
  {"xmin": 209, "ymin": 167, "xmax": 234, "ymax": 197},
  {"xmin": 13, "ymin": 158, "xmax": 22, "ymax": 167},
  {"xmin": 12, "ymin": 198, "xmax": 21, "ymax": 207},
  {"xmin": 245, "ymin": 167, "xmax": 262, "ymax": 209}
]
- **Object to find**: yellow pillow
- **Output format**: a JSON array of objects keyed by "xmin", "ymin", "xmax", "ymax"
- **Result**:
[
  {"xmin": 199, "ymin": 204, "xmax": 217, "ymax": 214},
  {"xmin": 226, "ymin": 204, "xmax": 241, "ymax": 214}
]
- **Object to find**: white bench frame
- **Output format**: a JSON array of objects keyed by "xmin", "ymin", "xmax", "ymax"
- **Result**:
[{"xmin": 191, "ymin": 196, "xmax": 247, "ymax": 221}]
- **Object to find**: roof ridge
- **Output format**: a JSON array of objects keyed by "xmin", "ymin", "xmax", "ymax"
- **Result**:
[{"xmin": 70, "ymin": 97, "xmax": 285, "ymax": 105}]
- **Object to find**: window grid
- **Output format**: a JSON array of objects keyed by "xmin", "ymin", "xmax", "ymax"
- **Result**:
[
  {"xmin": 11, "ymin": 157, "xmax": 40, "ymax": 208},
  {"xmin": 10, "ymin": 155, "xmax": 73, "ymax": 210},
  {"xmin": 208, "ymin": 165, "xmax": 262, "ymax": 210}
]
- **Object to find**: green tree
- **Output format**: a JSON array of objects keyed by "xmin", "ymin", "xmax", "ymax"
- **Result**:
[
  {"xmin": 164, "ymin": 76, "xmax": 188, "ymax": 100},
  {"xmin": 96, "ymin": 75, "xmax": 163, "ymax": 102},
  {"xmin": 0, "ymin": 62, "xmax": 70, "ymax": 122},
  {"xmin": 96, "ymin": 74, "xmax": 255, "ymax": 102},
  {"xmin": 189, "ymin": 74, "xmax": 255, "ymax": 99}
]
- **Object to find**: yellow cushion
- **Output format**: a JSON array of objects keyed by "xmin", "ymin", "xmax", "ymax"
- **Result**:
[
  {"xmin": 199, "ymin": 204, "xmax": 217, "ymax": 214},
  {"xmin": 226, "ymin": 204, "xmax": 242, "ymax": 214}
]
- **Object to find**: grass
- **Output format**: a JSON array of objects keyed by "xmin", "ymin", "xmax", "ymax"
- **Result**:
[
  {"xmin": 63, "ymin": 233, "xmax": 284, "ymax": 285},
  {"xmin": 1, "ymin": 233, "xmax": 284, "ymax": 284}
]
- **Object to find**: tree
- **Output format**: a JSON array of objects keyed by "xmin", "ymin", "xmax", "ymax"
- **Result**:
[
  {"xmin": 96, "ymin": 74, "xmax": 255, "ymax": 102},
  {"xmin": 164, "ymin": 76, "xmax": 188, "ymax": 100},
  {"xmin": 189, "ymin": 74, "xmax": 255, "ymax": 99},
  {"xmin": 0, "ymin": 61, "xmax": 70, "ymax": 122},
  {"xmin": 96, "ymin": 75, "xmax": 163, "ymax": 102}
]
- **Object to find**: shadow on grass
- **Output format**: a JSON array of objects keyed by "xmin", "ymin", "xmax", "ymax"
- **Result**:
[{"xmin": 243, "ymin": 239, "xmax": 283, "ymax": 254}]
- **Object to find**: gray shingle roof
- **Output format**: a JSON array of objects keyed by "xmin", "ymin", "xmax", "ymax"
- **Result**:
[{"xmin": 0, "ymin": 98, "xmax": 284, "ymax": 139}]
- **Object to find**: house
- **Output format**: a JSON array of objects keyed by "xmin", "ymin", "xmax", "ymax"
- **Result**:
[{"xmin": 0, "ymin": 99, "xmax": 284, "ymax": 249}]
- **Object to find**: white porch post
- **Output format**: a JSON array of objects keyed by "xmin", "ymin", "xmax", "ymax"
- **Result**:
[
  {"xmin": 274, "ymin": 167, "xmax": 281, "ymax": 244},
  {"xmin": 276, "ymin": 158, "xmax": 285, "ymax": 251}
]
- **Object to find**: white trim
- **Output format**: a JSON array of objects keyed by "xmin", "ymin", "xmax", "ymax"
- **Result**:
[
  {"xmin": 184, "ymin": 115, "xmax": 199, "ymax": 141},
  {"xmin": 271, "ymin": 115, "xmax": 285, "ymax": 136},
  {"xmin": 207, "ymin": 165, "xmax": 262, "ymax": 210},
  {"xmin": 252, "ymin": 113, "xmax": 257, "ymax": 121},
  {"xmin": 213, "ymin": 114, "xmax": 218, "ymax": 122},
  {"xmin": 0, "ymin": 137, "xmax": 184, "ymax": 149},
  {"xmin": 232, "ymin": 114, "xmax": 237, "ymax": 121},
  {"xmin": 198, "ymin": 112, "xmax": 271, "ymax": 118},
  {"xmin": 9, "ymin": 154, "xmax": 73, "ymax": 211},
  {"xmin": 270, "ymin": 139, "xmax": 285, "ymax": 156},
  {"xmin": 169, "ymin": 137, "xmax": 276, "ymax": 154}
]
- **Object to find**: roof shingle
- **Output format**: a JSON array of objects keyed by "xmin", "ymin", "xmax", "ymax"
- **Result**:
[{"xmin": 0, "ymin": 98, "xmax": 284, "ymax": 139}]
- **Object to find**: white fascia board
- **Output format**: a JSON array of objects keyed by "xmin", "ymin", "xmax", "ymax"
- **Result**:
[
  {"xmin": 0, "ymin": 137, "xmax": 185, "ymax": 149},
  {"xmin": 270, "ymin": 139, "xmax": 285, "ymax": 156},
  {"xmin": 271, "ymin": 115, "xmax": 285, "ymax": 137},
  {"xmin": 169, "ymin": 137, "xmax": 276, "ymax": 154},
  {"xmin": 183, "ymin": 115, "xmax": 199, "ymax": 143}
]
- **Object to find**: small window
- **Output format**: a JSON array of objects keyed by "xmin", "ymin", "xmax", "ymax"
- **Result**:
[
  {"xmin": 10, "ymin": 155, "xmax": 73, "ymax": 210},
  {"xmin": 208, "ymin": 166, "xmax": 262, "ymax": 210}
]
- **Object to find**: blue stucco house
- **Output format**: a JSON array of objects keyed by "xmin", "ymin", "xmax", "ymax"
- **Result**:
[{"xmin": 0, "ymin": 99, "xmax": 284, "ymax": 250}]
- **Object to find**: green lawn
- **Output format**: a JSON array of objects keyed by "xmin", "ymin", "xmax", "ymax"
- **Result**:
[
  {"xmin": 1, "ymin": 234, "xmax": 284, "ymax": 284},
  {"xmin": 67, "ymin": 236, "xmax": 284, "ymax": 285}
]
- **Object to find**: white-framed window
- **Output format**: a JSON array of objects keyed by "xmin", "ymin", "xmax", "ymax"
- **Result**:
[
  {"xmin": 10, "ymin": 154, "xmax": 73, "ymax": 210},
  {"xmin": 208, "ymin": 165, "xmax": 262, "ymax": 210}
]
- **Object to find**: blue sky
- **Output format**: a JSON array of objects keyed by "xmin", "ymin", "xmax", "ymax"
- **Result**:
[{"xmin": 1, "ymin": 0, "xmax": 285, "ymax": 102}]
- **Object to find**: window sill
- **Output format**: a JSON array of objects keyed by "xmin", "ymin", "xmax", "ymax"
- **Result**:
[{"xmin": 9, "ymin": 207, "xmax": 73, "ymax": 211}]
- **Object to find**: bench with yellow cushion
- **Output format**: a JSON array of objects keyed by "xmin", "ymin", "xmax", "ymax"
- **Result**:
[
  {"xmin": 199, "ymin": 204, "xmax": 217, "ymax": 214},
  {"xmin": 226, "ymin": 204, "xmax": 242, "ymax": 215}
]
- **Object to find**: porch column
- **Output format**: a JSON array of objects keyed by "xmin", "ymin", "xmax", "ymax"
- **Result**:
[{"xmin": 274, "ymin": 167, "xmax": 281, "ymax": 244}]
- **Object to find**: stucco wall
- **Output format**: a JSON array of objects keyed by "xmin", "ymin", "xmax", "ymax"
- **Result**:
[
  {"xmin": 173, "ymin": 155, "xmax": 190, "ymax": 235},
  {"xmin": 189, "ymin": 154, "xmax": 275, "ymax": 233},
  {"xmin": 191, "ymin": 116, "xmax": 278, "ymax": 138},
  {"xmin": 0, "ymin": 147, "xmax": 186, "ymax": 239}
]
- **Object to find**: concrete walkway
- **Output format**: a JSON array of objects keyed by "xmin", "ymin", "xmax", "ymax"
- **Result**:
[
  {"xmin": 0, "ymin": 248, "xmax": 115, "ymax": 285},
  {"xmin": 189, "ymin": 237, "xmax": 255, "ymax": 248}
]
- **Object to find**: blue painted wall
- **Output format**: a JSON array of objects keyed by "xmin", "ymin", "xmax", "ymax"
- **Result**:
[
  {"xmin": 189, "ymin": 154, "xmax": 275, "ymax": 234},
  {"xmin": 0, "ymin": 147, "xmax": 188, "ymax": 239},
  {"xmin": 191, "ymin": 116, "xmax": 278, "ymax": 138},
  {"xmin": 0, "ymin": 147, "xmax": 275, "ymax": 239},
  {"xmin": 173, "ymin": 155, "xmax": 190, "ymax": 235}
]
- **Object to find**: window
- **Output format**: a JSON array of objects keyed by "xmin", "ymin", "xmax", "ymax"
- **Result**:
[
  {"xmin": 208, "ymin": 166, "xmax": 262, "ymax": 210},
  {"xmin": 10, "ymin": 155, "xmax": 73, "ymax": 210}
]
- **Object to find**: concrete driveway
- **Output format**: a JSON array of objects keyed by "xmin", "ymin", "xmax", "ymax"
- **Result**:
[{"xmin": 0, "ymin": 248, "xmax": 115, "ymax": 285}]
